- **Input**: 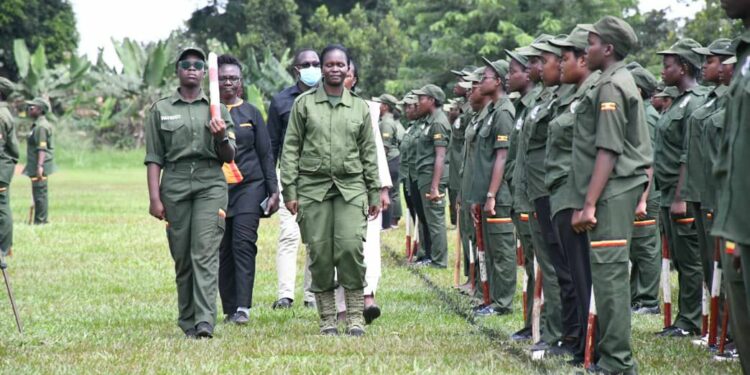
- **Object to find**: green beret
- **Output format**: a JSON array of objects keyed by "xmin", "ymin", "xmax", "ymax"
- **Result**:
[
  {"xmin": 0, "ymin": 77, "xmax": 15, "ymax": 97},
  {"xmin": 550, "ymin": 26, "xmax": 590, "ymax": 51},
  {"xmin": 581, "ymin": 16, "xmax": 638, "ymax": 57},
  {"xmin": 692, "ymin": 38, "xmax": 734, "ymax": 57},
  {"xmin": 658, "ymin": 38, "xmax": 704, "ymax": 68},
  {"xmin": 413, "ymin": 84, "xmax": 446, "ymax": 103},
  {"xmin": 481, "ymin": 57, "xmax": 509, "ymax": 78},
  {"xmin": 25, "ymin": 97, "xmax": 51, "ymax": 113}
]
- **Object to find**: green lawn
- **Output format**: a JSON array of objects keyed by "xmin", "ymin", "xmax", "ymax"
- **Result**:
[{"xmin": 0, "ymin": 149, "xmax": 741, "ymax": 374}]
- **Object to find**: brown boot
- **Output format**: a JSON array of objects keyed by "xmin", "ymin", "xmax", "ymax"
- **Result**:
[
  {"xmin": 314, "ymin": 291, "xmax": 338, "ymax": 335},
  {"xmin": 344, "ymin": 288, "xmax": 365, "ymax": 336}
]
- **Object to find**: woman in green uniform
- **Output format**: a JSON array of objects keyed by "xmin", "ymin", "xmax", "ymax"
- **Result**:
[{"xmin": 24, "ymin": 97, "xmax": 56, "ymax": 225}]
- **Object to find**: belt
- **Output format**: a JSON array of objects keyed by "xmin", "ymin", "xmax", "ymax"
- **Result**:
[{"xmin": 165, "ymin": 159, "xmax": 218, "ymax": 172}]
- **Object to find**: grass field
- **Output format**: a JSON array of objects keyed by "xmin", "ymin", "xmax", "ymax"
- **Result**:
[{"xmin": 0, "ymin": 149, "xmax": 741, "ymax": 374}]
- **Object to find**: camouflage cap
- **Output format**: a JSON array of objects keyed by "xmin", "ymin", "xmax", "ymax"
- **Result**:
[
  {"xmin": 626, "ymin": 63, "xmax": 658, "ymax": 94},
  {"xmin": 505, "ymin": 49, "xmax": 529, "ymax": 67},
  {"xmin": 550, "ymin": 26, "xmax": 591, "ymax": 51},
  {"xmin": 0, "ymin": 77, "xmax": 16, "ymax": 97},
  {"xmin": 482, "ymin": 57, "xmax": 509, "ymax": 78},
  {"xmin": 654, "ymin": 86, "xmax": 680, "ymax": 99},
  {"xmin": 580, "ymin": 16, "xmax": 638, "ymax": 57},
  {"xmin": 692, "ymin": 38, "xmax": 734, "ymax": 57},
  {"xmin": 658, "ymin": 38, "xmax": 704, "ymax": 68},
  {"xmin": 413, "ymin": 84, "xmax": 446, "ymax": 103},
  {"xmin": 176, "ymin": 46, "xmax": 206, "ymax": 63},
  {"xmin": 25, "ymin": 97, "xmax": 51, "ymax": 113}
]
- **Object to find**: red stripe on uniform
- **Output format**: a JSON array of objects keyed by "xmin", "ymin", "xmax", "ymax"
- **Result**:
[{"xmin": 591, "ymin": 240, "xmax": 627, "ymax": 248}]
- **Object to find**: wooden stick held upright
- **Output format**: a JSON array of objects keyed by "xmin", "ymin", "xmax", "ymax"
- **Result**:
[
  {"xmin": 473, "ymin": 205, "xmax": 490, "ymax": 307},
  {"xmin": 708, "ymin": 237, "xmax": 722, "ymax": 347},
  {"xmin": 453, "ymin": 207, "xmax": 462, "ymax": 287},
  {"xmin": 661, "ymin": 232, "xmax": 672, "ymax": 328}
]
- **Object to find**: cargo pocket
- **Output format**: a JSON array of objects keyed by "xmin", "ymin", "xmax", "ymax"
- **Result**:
[
  {"xmin": 295, "ymin": 207, "xmax": 306, "ymax": 243},
  {"xmin": 486, "ymin": 206, "xmax": 514, "ymax": 234},
  {"xmin": 344, "ymin": 156, "xmax": 364, "ymax": 174},
  {"xmin": 590, "ymin": 239, "xmax": 629, "ymax": 264},
  {"xmin": 674, "ymin": 215, "xmax": 697, "ymax": 237},
  {"xmin": 299, "ymin": 156, "xmax": 322, "ymax": 174}
]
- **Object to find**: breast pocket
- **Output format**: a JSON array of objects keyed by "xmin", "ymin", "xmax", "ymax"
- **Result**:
[
  {"xmin": 549, "ymin": 113, "xmax": 574, "ymax": 149},
  {"xmin": 160, "ymin": 121, "xmax": 189, "ymax": 149},
  {"xmin": 664, "ymin": 113, "xmax": 685, "ymax": 146},
  {"xmin": 236, "ymin": 123, "xmax": 256, "ymax": 149}
]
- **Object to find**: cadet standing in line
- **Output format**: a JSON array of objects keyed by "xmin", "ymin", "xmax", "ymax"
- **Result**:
[
  {"xmin": 571, "ymin": 17, "xmax": 652, "ymax": 373},
  {"xmin": 545, "ymin": 28, "xmax": 602, "ymax": 363},
  {"xmin": 654, "ymin": 39, "xmax": 712, "ymax": 338},
  {"xmin": 413, "ymin": 84, "xmax": 451, "ymax": 268},
  {"xmin": 469, "ymin": 58, "xmax": 517, "ymax": 316},
  {"xmin": 399, "ymin": 93, "xmax": 419, "ymax": 225},
  {"xmin": 505, "ymin": 48, "xmax": 538, "ymax": 341},
  {"xmin": 24, "ymin": 97, "xmax": 56, "ymax": 225},
  {"xmin": 280, "ymin": 45, "xmax": 381, "ymax": 337},
  {"xmin": 625, "ymin": 62, "xmax": 662, "ymax": 315},
  {"xmin": 714, "ymin": 1, "xmax": 750, "ymax": 371},
  {"xmin": 373, "ymin": 93, "xmax": 402, "ymax": 230},
  {"xmin": 216, "ymin": 54, "xmax": 279, "ymax": 325},
  {"xmin": 448, "ymin": 66, "xmax": 475, "ymax": 231},
  {"xmin": 0, "ymin": 78, "xmax": 19, "ymax": 256},
  {"xmin": 144, "ymin": 47, "xmax": 236, "ymax": 338}
]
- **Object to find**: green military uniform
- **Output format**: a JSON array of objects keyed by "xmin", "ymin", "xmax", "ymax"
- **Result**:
[
  {"xmin": 145, "ymin": 81, "xmax": 236, "ymax": 333},
  {"xmin": 23, "ymin": 98, "xmax": 56, "ymax": 225},
  {"xmin": 448, "ymin": 98, "xmax": 467, "ymax": 226},
  {"xmin": 413, "ymin": 84, "xmax": 451, "ymax": 268},
  {"xmin": 280, "ymin": 85, "xmax": 380, "ymax": 334},
  {"xmin": 376, "ymin": 94, "xmax": 404, "ymax": 224},
  {"xmin": 713, "ymin": 29, "xmax": 750, "ymax": 374},
  {"xmin": 654, "ymin": 39, "xmax": 712, "ymax": 334},
  {"xmin": 625, "ymin": 63, "xmax": 662, "ymax": 311},
  {"xmin": 0, "ymin": 78, "xmax": 19, "ymax": 255},
  {"xmin": 572, "ymin": 18, "xmax": 652, "ymax": 373}
]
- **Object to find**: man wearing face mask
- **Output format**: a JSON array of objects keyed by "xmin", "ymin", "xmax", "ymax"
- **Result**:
[{"xmin": 267, "ymin": 49, "xmax": 321, "ymax": 310}]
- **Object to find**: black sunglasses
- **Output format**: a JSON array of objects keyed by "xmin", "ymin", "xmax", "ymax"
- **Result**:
[
  {"xmin": 296, "ymin": 62, "xmax": 321, "ymax": 69},
  {"xmin": 178, "ymin": 60, "xmax": 206, "ymax": 70}
]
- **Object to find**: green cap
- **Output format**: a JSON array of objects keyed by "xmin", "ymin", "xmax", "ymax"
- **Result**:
[
  {"xmin": 462, "ymin": 67, "xmax": 485, "ymax": 83},
  {"xmin": 176, "ymin": 46, "xmax": 206, "ymax": 63},
  {"xmin": 451, "ymin": 65, "xmax": 478, "ymax": 77},
  {"xmin": 656, "ymin": 81, "xmax": 666, "ymax": 92},
  {"xmin": 581, "ymin": 16, "xmax": 638, "ymax": 57},
  {"xmin": 658, "ymin": 38, "xmax": 704, "ymax": 68},
  {"xmin": 626, "ymin": 63, "xmax": 658, "ymax": 94},
  {"xmin": 25, "ymin": 97, "xmax": 51, "ymax": 113},
  {"xmin": 457, "ymin": 81, "xmax": 474, "ymax": 89},
  {"xmin": 401, "ymin": 93, "xmax": 418, "ymax": 105},
  {"xmin": 0, "ymin": 77, "xmax": 16, "ymax": 97},
  {"xmin": 413, "ymin": 84, "xmax": 446, "ymax": 103},
  {"xmin": 654, "ymin": 86, "xmax": 680, "ymax": 99},
  {"xmin": 505, "ymin": 49, "xmax": 529, "ymax": 67},
  {"xmin": 692, "ymin": 38, "xmax": 734, "ymax": 57},
  {"xmin": 482, "ymin": 57, "xmax": 509, "ymax": 77},
  {"xmin": 372, "ymin": 93, "xmax": 400, "ymax": 107},
  {"xmin": 550, "ymin": 26, "xmax": 591, "ymax": 51},
  {"xmin": 518, "ymin": 34, "xmax": 554, "ymax": 57},
  {"xmin": 723, "ymin": 56, "xmax": 737, "ymax": 65},
  {"xmin": 532, "ymin": 38, "xmax": 565, "ymax": 57}
]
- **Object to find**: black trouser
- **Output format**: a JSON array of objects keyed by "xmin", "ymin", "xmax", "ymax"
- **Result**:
[
  {"xmin": 403, "ymin": 182, "xmax": 416, "ymax": 221},
  {"xmin": 410, "ymin": 179, "xmax": 432, "ymax": 259},
  {"xmin": 382, "ymin": 157, "xmax": 401, "ymax": 229},
  {"xmin": 553, "ymin": 208, "xmax": 594, "ymax": 361},
  {"xmin": 219, "ymin": 212, "xmax": 260, "ymax": 314},
  {"xmin": 534, "ymin": 197, "xmax": 580, "ymax": 341},
  {"xmin": 448, "ymin": 188, "xmax": 458, "ymax": 226}
]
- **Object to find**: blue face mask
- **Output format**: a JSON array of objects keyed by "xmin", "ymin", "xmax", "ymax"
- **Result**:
[{"xmin": 299, "ymin": 67, "xmax": 322, "ymax": 87}]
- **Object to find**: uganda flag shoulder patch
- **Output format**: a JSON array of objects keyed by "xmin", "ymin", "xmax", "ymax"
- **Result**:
[
  {"xmin": 496, "ymin": 135, "xmax": 508, "ymax": 142},
  {"xmin": 600, "ymin": 102, "xmax": 617, "ymax": 112}
]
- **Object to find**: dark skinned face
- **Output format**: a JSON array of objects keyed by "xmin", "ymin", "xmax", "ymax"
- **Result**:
[
  {"xmin": 322, "ymin": 50, "xmax": 348, "ymax": 88},
  {"xmin": 721, "ymin": 0, "xmax": 750, "ymax": 20},
  {"xmin": 454, "ymin": 78, "xmax": 467, "ymax": 96},
  {"xmin": 540, "ymin": 52, "xmax": 561, "ymax": 87},
  {"xmin": 661, "ymin": 55, "xmax": 685, "ymax": 86},
  {"xmin": 343, "ymin": 67, "xmax": 357, "ymax": 90},
  {"xmin": 507, "ymin": 60, "xmax": 529, "ymax": 93},
  {"xmin": 479, "ymin": 68, "xmax": 501, "ymax": 96},
  {"xmin": 469, "ymin": 85, "xmax": 485, "ymax": 111},
  {"xmin": 702, "ymin": 56, "xmax": 723, "ymax": 83},
  {"xmin": 719, "ymin": 62, "xmax": 735, "ymax": 85},
  {"xmin": 651, "ymin": 96, "xmax": 665, "ymax": 112},
  {"xmin": 405, "ymin": 103, "xmax": 418, "ymax": 120},
  {"xmin": 379, "ymin": 102, "xmax": 390, "ymax": 115},
  {"xmin": 586, "ymin": 33, "xmax": 608, "ymax": 71},
  {"xmin": 177, "ymin": 54, "xmax": 205, "ymax": 88},
  {"xmin": 218, "ymin": 64, "xmax": 242, "ymax": 102},
  {"xmin": 417, "ymin": 95, "xmax": 435, "ymax": 117},
  {"xmin": 27, "ymin": 105, "xmax": 42, "ymax": 119},
  {"xmin": 528, "ymin": 56, "xmax": 543, "ymax": 82},
  {"xmin": 560, "ymin": 50, "xmax": 585, "ymax": 84},
  {"xmin": 663, "ymin": 97, "xmax": 673, "ymax": 110},
  {"xmin": 294, "ymin": 51, "xmax": 321, "ymax": 80}
]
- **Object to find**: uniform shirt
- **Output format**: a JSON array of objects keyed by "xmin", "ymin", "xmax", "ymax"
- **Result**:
[
  {"xmin": 469, "ymin": 96, "xmax": 515, "ymax": 206},
  {"xmin": 644, "ymin": 101, "xmax": 662, "ymax": 203},
  {"xmin": 448, "ymin": 100, "xmax": 470, "ymax": 191},
  {"xmin": 682, "ymin": 85, "xmax": 726, "ymax": 204},
  {"xmin": 226, "ymin": 100, "xmax": 278, "ymax": 217},
  {"xmin": 713, "ymin": 30, "xmax": 750, "ymax": 245},
  {"xmin": 701, "ymin": 85, "xmax": 729, "ymax": 211},
  {"xmin": 460, "ymin": 106, "xmax": 490, "ymax": 205},
  {"xmin": 144, "ymin": 89, "xmax": 235, "ymax": 167},
  {"xmin": 24, "ymin": 116, "xmax": 56, "ymax": 177},
  {"xmin": 399, "ymin": 121, "xmax": 419, "ymax": 184},
  {"xmin": 268, "ymin": 84, "xmax": 305, "ymax": 164},
  {"xmin": 280, "ymin": 86, "xmax": 381, "ymax": 205},
  {"xmin": 525, "ymin": 85, "xmax": 566, "ymax": 203},
  {"xmin": 653, "ymin": 84, "xmax": 711, "ymax": 206},
  {"xmin": 569, "ymin": 61, "xmax": 652, "ymax": 209},
  {"xmin": 414, "ymin": 109, "xmax": 451, "ymax": 189},
  {"xmin": 0, "ymin": 103, "xmax": 19, "ymax": 185},
  {"xmin": 379, "ymin": 112, "xmax": 401, "ymax": 161},
  {"xmin": 546, "ymin": 72, "xmax": 601, "ymax": 217},
  {"xmin": 510, "ymin": 84, "xmax": 543, "ymax": 213}
]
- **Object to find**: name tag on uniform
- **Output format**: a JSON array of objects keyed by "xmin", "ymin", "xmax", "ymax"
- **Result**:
[
  {"xmin": 515, "ymin": 118, "xmax": 523, "ymax": 130},
  {"xmin": 161, "ymin": 115, "xmax": 181, "ymax": 121},
  {"xmin": 530, "ymin": 105, "xmax": 541, "ymax": 120}
]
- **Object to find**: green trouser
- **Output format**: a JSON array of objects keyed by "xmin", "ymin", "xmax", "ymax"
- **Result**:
[
  {"xmin": 589, "ymin": 187, "xmax": 640, "ymax": 374},
  {"xmin": 161, "ymin": 162, "xmax": 227, "ymax": 332},
  {"xmin": 31, "ymin": 176, "xmax": 48, "ymax": 224},
  {"xmin": 512, "ymin": 211, "xmax": 535, "ymax": 326},
  {"xmin": 460, "ymin": 203, "xmax": 474, "ymax": 277},
  {"xmin": 419, "ymin": 183, "xmax": 448, "ymax": 267},
  {"xmin": 660, "ymin": 203, "xmax": 703, "ymax": 332},
  {"xmin": 297, "ymin": 192, "xmax": 367, "ymax": 292},
  {"xmin": 482, "ymin": 206, "xmax": 516, "ymax": 311},
  {"xmin": 0, "ymin": 184, "xmax": 11, "ymax": 255},
  {"xmin": 723, "ymin": 243, "xmax": 750, "ymax": 375},
  {"xmin": 449, "ymin": 188, "xmax": 458, "ymax": 226},
  {"xmin": 694, "ymin": 204, "xmax": 714, "ymax": 299},
  {"xmin": 629, "ymin": 197, "xmax": 661, "ymax": 308},
  {"xmin": 529, "ymin": 212, "xmax": 562, "ymax": 344}
]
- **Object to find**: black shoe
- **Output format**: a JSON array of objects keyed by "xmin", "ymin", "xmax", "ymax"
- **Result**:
[
  {"xmin": 632, "ymin": 305, "xmax": 660, "ymax": 315},
  {"xmin": 511, "ymin": 326, "xmax": 532, "ymax": 341},
  {"xmin": 228, "ymin": 311, "xmax": 249, "ymax": 325},
  {"xmin": 304, "ymin": 300, "xmax": 316, "ymax": 309},
  {"xmin": 415, "ymin": 259, "xmax": 432, "ymax": 267},
  {"xmin": 321, "ymin": 327, "xmax": 339, "ymax": 336},
  {"xmin": 429, "ymin": 263, "xmax": 447, "ymax": 269},
  {"xmin": 347, "ymin": 327, "xmax": 365, "ymax": 337},
  {"xmin": 364, "ymin": 304, "xmax": 381, "ymax": 324},
  {"xmin": 567, "ymin": 357, "xmax": 584, "ymax": 367},
  {"xmin": 474, "ymin": 305, "xmax": 496, "ymax": 317},
  {"xmin": 547, "ymin": 340, "xmax": 577, "ymax": 357},
  {"xmin": 195, "ymin": 321, "xmax": 213, "ymax": 339},
  {"xmin": 272, "ymin": 298, "xmax": 293, "ymax": 309},
  {"xmin": 656, "ymin": 325, "xmax": 698, "ymax": 337},
  {"xmin": 530, "ymin": 340, "xmax": 550, "ymax": 351},
  {"xmin": 184, "ymin": 327, "xmax": 197, "ymax": 339}
]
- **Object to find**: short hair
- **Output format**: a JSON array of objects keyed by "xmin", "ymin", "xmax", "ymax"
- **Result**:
[
  {"xmin": 678, "ymin": 56, "xmax": 701, "ymax": 77},
  {"xmin": 217, "ymin": 54, "xmax": 242, "ymax": 71},
  {"xmin": 348, "ymin": 57, "xmax": 359, "ymax": 91},
  {"xmin": 321, "ymin": 44, "xmax": 350, "ymax": 65},
  {"xmin": 293, "ymin": 48, "xmax": 318, "ymax": 66}
]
